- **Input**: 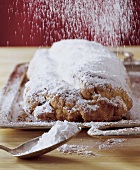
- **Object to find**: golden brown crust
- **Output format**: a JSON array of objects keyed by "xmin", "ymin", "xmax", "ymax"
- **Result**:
[{"xmin": 23, "ymin": 78, "xmax": 132, "ymax": 122}]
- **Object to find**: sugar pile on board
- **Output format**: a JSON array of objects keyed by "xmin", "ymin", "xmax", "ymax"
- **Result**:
[
  {"xmin": 17, "ymin": 121, "xmax": 80, "ymax": 156},
  {"xmin": 99, "ymin": 138, "xmax": 126, "ymax": 150},
  {"xmin": 57, "ymin": 144, "xmax": 96, "ymax": 156}
]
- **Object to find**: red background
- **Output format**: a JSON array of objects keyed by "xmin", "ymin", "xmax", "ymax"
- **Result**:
[{"xmin": 0, "ymin": 0, "xmax": 139, "ymax": 46}]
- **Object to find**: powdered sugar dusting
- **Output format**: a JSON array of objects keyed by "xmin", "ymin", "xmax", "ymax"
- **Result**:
[
  {"xmin": 49, "ymin": 40, "xmax": 130, "ymax": 92},
  {"xmin": 23, "ymin": 40, "xmax": 132, "ymax": 120},
  {"xmin": 28, "ymin": 40, "xmax": 131, "ymax": 93},
  {"xmin": 99, "ymin": 138, "xmax": 126, "ymax": 149},
  {"xmin": 34, "ymin": 102, "xmax": 54, "ymax": 119},
  {"xmin": 0, "ymin": 64, "xmax": 28, "ymax": 122},
  {"xmin": 57, "ymin": 144, "xmax": 96, "ymax": 156}
]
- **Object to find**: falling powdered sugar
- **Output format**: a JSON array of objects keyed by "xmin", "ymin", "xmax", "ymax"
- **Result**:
[{"xmin": 7, "ymin": 0, "xmax": 137, "ymax": 46}]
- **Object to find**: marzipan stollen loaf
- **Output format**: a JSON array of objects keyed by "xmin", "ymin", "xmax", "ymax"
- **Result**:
[{"xmin": 22, "ymin": 39, "xmax": 133, "ymax": 122}]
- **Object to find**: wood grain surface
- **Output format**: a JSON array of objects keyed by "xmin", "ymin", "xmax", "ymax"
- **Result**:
[{"xmin": 0, "ymin": 46, "xmax": 140, "ymax": 170}]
